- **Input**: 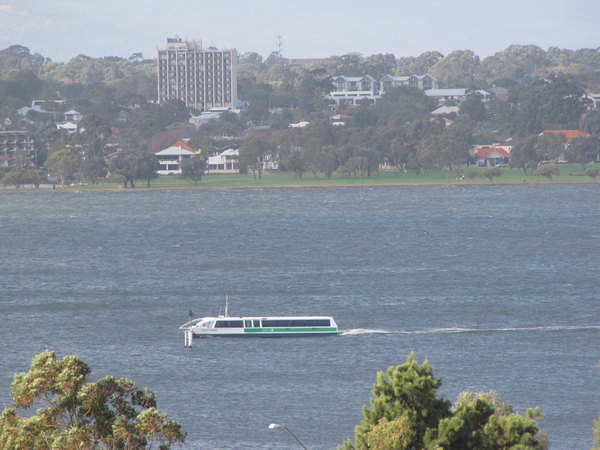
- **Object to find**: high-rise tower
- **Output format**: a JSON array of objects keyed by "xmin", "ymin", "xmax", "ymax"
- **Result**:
[{"xmin": 157, "ymin": 37, "xmax": 237, "ymax": 111}]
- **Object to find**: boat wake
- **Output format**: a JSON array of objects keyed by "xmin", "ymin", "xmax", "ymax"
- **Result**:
[{"xmin": 340, "ymin": 325, "xmax": 600, "ymax": 336}]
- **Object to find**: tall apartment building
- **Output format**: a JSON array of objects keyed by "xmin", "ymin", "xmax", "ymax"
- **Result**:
[
  {"xmin": 157, "ymin": 37, "xmax": 237, "ymax": 111},
  {"xmin": 0, "ymin": 131, "xmax": 36, "ymax": 168}
]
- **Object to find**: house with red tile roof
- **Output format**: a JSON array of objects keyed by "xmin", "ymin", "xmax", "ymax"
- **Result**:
[
  {"xmin": 155, "ymin": 141, "xmax": 198, "ymax": 174},
  {"xmin": 171, "ymin": 139, "xmax": 196, "ymax": 152},
  {"xmin": 538, "ymin": 130, "xmax": 590, "ymax": 142},
  {"xmin": 471, "ymin": 147, "xmax": 510, "ymax": 167},
  {"xmin": 537, "ymin": 130, "xmax": 591, "ymax": 162}
]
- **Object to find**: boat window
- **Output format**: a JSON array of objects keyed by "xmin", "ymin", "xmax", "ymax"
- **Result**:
[
  {"xmin": 244, "ymin": 320, "xmax": 252, "ymax": 328},
  {"xmin": 253, "ymin": 320, "xmax": 260, "ymax": 327},
  {"xmin": 261, "ymin": 319, "xmax": 331, "ymax": 327},
  {"xmin": 214, "ymin": 320, "xmax": 243, "ymax": 328}
]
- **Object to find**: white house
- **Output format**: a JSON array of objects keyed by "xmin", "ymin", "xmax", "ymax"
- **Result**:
[
  {"xmin": 155, "ymin": 145, "xmax": 196, "ymax": 174},
  {"xmin": 425, "ymin": 88, "xmax": 469, "ymax": 105},
  {"xmin": 64, "ymin": 109, "xmax": 84, "ymax": 122},
  {"xmin": 207, "ymin": 149, "xmax": 239, "ymax": 173},
  {"xmin": 56, "ymin": 122, "xmax": 78, "ymax": 133},
  {"xmin": 431, "ymin": 105, "xmax": 459, "ymax": 115}
]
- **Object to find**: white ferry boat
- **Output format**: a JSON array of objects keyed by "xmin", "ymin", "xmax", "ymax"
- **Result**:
[
  {"xmin": 180, "ymin": 315, "xmax": 338, "ymax": 338},
  {"xmin": 179, "ymin": 300, "xmax": 338, "ymax": 345}
]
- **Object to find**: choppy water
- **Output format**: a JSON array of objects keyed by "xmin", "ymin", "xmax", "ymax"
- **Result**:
[{"xmin": 1, "ymin": 185, "xmax": 599, "ymax": 449}]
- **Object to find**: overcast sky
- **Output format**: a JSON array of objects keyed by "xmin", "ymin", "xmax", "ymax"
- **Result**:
[{"xmin": 1, "ymin": 0, "xmax": 598, "ymax": 63}]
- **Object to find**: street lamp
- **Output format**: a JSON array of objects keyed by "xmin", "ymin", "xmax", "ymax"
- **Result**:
[{"xmin": 268, "ymin": 423, "xmax": 308, "ymax": 449}]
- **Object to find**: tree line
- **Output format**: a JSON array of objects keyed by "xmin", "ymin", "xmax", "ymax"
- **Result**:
[{"xmin": 0, "ymin": 44, "xmax": 599, "ymax": 187}]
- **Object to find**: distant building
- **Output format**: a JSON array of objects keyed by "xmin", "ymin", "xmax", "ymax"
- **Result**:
[
  {"xmin": 63, "ymin": 109, "xmax": 83, "ymax": 122},
  {"xmin": 471, "ymin": 147, "xmax": 511, "ymax": 167},
  {"xmin": 538, "ymin": 130, "xmax": 590, "ymax": 142},
  {"xmin": 489, "ymin": 86, "xmax": 509, "ymax": 101},
  {"xmin": 155, "ymin": 140, "xmax": 198, "ymax": 174},
  {"xmin": 325, "ymin": 75, "xmax": 380, "ymax": 105},
  {"xmin": 425, "ymin": 88, "xmax": 469, "ymax": 105},
  {"xmin": 157, "ymin": 37, "xmax": 237, "ymax": 111},
  {"xmin": 380, "ymin": 74, "xmax": 438, "ymax": 93},
  {"xmin": 325, "ymin": 74, "xmax": 438, "ymax": 106},
  {"xmin": 0, "ymin": 131, "xmax": 36, "ymax": 168},
  {"xmin": 56, "ymin": 122, "xmax": 78, "ymax": 133},
  {"xmin": 207, "ymin": 149, "xmax": 239, "ymax": 173},
  {"xmin": 290, "ymin": 58, "xmax": 327, "ymax": 66},
  {"xmin": 431, "ymin": 105, "xmax": 459, "ymax": 116}
]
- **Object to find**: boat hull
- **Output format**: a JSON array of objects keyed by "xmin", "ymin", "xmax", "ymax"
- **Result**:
[{"xmin": 192, "ymin": 328, "xmax": 338, "ymax": 338}]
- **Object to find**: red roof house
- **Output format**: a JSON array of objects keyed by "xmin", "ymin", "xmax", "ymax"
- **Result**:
[{"xmin": 538, "ymin": 130, "xmax": 590, "ymax": 142}]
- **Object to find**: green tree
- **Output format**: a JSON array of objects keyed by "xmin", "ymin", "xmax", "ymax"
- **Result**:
[
  {"xmin": 512, "ymin": 75, "xmax": 590, "ymax": 135},
  {"xmin": 534, "ymin": 164, "xmax": 560, "ymax": 180},
  {"xmin": 181, "ymin": 155, "xmax": 206, "ymax": 186},
  {"xmin": 307, "ymin": 145, "xmax": 338, "ymax": 179},
  {"xmin": 375, "ymin": 86, "xmax": 436, "ymax": 128},
  {"xmin": 395, "ymin": 51, "xmax": 443, "ymax": 76},
  {"xmin": 481, "ymin": 167, "xmax": 502, "ymax": 182},
  {"xmin": 351, "ymin": 105, "xmax": 378, "ymax": 128},
  {"xmin": 0, "ymin": 350, "xmax": 186, "ymax": 449},
  {"xmin": 481, "ymin": 45, "xmax": 551, "ymax": 83},
  {"xmin": 580, "ymin": 109, "xmax": 600, "ymax": 136},
  {"xmin": 430, "ymin": 50, "xmax": 482, "ymax": 87},
  {"xmin": 458, "ymin": 92, "xmax": 487, "ymax": 123},
  {"xmin": 350, "ymin": 353, "xmax": 451, "ymax": 449},
  {"xmin": 510, "ymin": 136, "xmax": 540, "ymax": 174},
  {"xmin": 44, "ymin": 148, "xmax": 80, "ymax": 187},
  {"xmin": 282, "ymin": 147, "xmax": 307, "ymax": 178},
  {"xmin": 427, "ymin": 392, "xmax": 546, "ymax": 449},
  {"xmin": 23, "ymin": 168, "xmax": 48, "ymax": 188},
  {"xmin": 108, "ymin": 148, "xmax": 157, "ymax": 188},
  {"xmin": 585, "ymin": 167, "xmax": 599, "ymax": 180},
  {"xmin": 2, "ymin": 169, "xmax": 28, "ymax": 189},
  {"xmin": 564, "ymin": 136, "xmax": 599, "ymax": 169},
  {"xmin": 419, "ymin": 133, "xmax": 470, "ymax": 174},
  {"xmin": 535, "ymin": 132, "xmax": 566, "ymax": 163},
  {"xmin": 239, "ymin": 135, "xmax": 272, "ymax": 178},
  {"xmin": 341, "ymin": 354, "xmax": 547, "ymax": 450}
]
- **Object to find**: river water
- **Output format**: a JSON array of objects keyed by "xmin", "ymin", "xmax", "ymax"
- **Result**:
[{"xmin": 1, "ymin": 185, "xmax": 598, "ymax": 449}]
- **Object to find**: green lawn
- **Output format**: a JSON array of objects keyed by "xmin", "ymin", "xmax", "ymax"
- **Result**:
[{"xmin": 68, "ymin": 164, "xmax": 600, "ymax": 191}]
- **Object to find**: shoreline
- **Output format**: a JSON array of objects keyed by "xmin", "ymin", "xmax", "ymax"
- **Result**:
[{"xmin": 1, "ymin": 179, "xmax": 599, "ymax": 194}]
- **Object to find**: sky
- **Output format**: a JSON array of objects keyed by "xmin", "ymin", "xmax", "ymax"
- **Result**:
[{"xmin": 1, "ymin": 0, "xmax": 598, "ymax": 63}]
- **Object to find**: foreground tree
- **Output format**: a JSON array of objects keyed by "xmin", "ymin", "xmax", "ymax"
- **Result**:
[
  {"xmin": 340, "ymin": 353, "xmax": 546, "ymax": 450},
  {"xmin": 0, "ymin": 350, "xmax": 186, "ymax": 449},
  {"xmin": 343, "ymin": 353, "xmax": 451, "ymax": 449}
]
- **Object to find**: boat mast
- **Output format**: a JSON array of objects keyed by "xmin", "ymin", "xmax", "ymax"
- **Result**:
[{"xmin": 225, "ymin": 294, "xmax": 229, "ymax": 317}]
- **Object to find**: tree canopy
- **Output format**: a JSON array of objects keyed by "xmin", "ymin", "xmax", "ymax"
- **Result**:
[
  {"xmin": 340, "ymin": 353, "xmax": 547, "ymax": 450},
  {"xmin": 0, "ymin": 350, "xmax": 186, "ymax": 449}
]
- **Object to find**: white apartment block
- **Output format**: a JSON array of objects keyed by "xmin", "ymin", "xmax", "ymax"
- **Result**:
[
  {"xmin": 157, "ymin": 37, "xmax": 237, "ymax": 111},
  {"xmin": 326, "ymin": 74, "xmax": 438, "ymax": 105},
  {"xmin": 325, "ymin": 76, "xmax": 380, "ymax": 105},
  {"xmin": 380, "ymin": 74, "xmax": 438, "ymax": 93}
]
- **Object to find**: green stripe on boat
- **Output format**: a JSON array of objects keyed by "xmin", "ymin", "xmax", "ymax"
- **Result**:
[{"xmin": 244, "ymin": 327, "xmax": 337, "ymax": 333}]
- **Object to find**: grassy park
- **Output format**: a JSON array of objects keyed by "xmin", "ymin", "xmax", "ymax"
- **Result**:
[
  {"xmin": 3, "ymin": 163, "xmax": 598, "ymax": 192},
  {"xmin": 73, "ymin": 163, "xmax": 600, "ymax": 191}
]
